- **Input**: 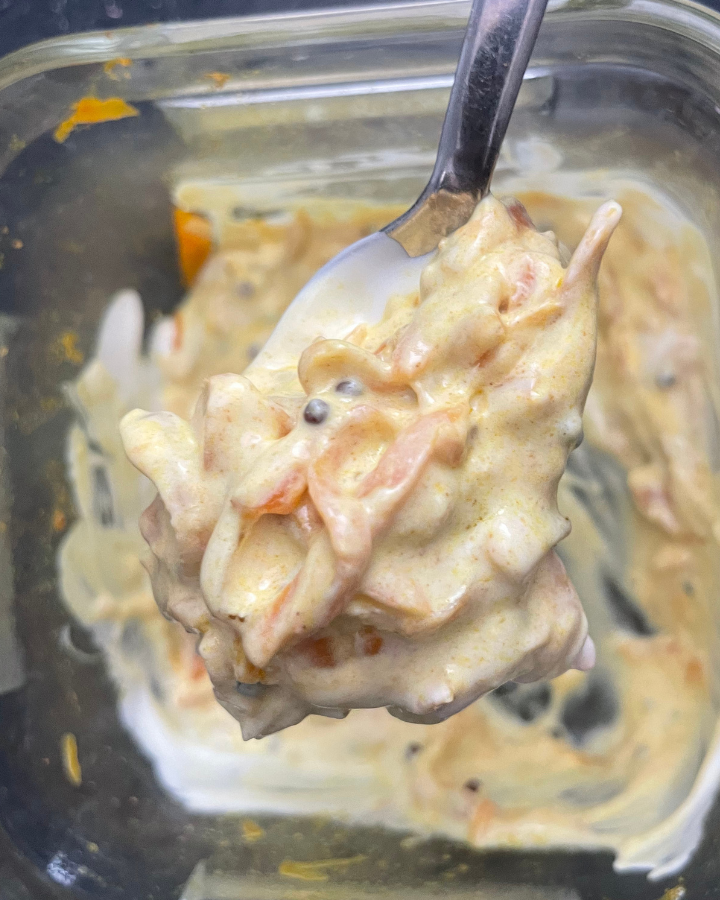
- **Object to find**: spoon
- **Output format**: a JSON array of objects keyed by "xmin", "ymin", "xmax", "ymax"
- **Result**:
[{"xmin": 248, "ymin": 0, "xmax": 549, "ymax": 380}]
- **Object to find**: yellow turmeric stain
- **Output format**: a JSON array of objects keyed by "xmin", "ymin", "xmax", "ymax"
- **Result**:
[
  {"xmin": 103, "ymin": 57, "xmax": 133, "ymax": 80},
  {"xmin": 241, "ymin": 819, "xmax": 265, "ymax": 842},
  {"xmin": 61, "ymin": 733, "xmax": 82, "ymax": 787},
  {"xmin": 56, "ymin": 331, "xmax": 84, "ymax": 365},
  {"xmin": 54, "ymin": 97, "xmax": 139, "ymax": 143},
  {"xmin": 205, "ymin": 72, "xmax": 230, "ymax": 88},
  {"xmin": 278, "ymin": 855, "xmax": 366, "ymax": 882},
  {"xmin": 657, "ymin": 887, "xmax": 686, "ymax": 900}
]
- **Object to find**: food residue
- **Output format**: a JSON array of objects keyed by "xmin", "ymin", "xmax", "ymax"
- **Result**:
[
  {"xmin": 54, "ymin": 97, "xmax": 140, "ymax": 143},
  {"xmin": 55, "ymin": 331, "xmax": 84, "ymax": 365},
  {"xmin": 658, "ymin": 887, "xmax": 686, "ymax": 900},
  {"xmin": 122, "ymin": 194, "xmax": 617, "ymax": 738},
  {"xmin": 58, "ymin": 184, "xmax": 720, "ymax": 881},
  {"xmin": 278, "ymin": 855, "xmax": 366, "ymax": 882},
  {"xmin": 241, "ymin": 819, "xmax": 265, "ymax": 842},
  {"xmin": 61, "ymin": 732, "xmax": 82, "ymax": 787},
  {"xmin": 173, "ymin": 208, "xmax": 214, "ymax": 287},
  {"xmin": 103, "ymin": 57, "xmax": 133, "ymax": 80},
  {"xmin": 52, "ymin": 509, "xmax": 67, "ymax": 532},
  {"xmin": 204, "ymin": 72, "xmax": 231, "ymax": 89}
]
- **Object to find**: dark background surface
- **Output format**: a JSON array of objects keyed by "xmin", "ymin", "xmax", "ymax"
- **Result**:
[
  {"xmin": 3, "ymin": 0, "xmax": 720, "ymax": 63},
  {"xmin": 0, "ymin": 0, "xmax": 394, "ymax": 58},
  {"xmin": 0, "ymin": 0, "xmax": 707, "ymax": 60}
]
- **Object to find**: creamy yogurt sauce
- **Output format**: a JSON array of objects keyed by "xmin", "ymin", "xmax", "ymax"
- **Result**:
[
  {"xmin": 59, "ymin": 180, "xmax": 720, "ymax": 879},
  {"xmin": 119, "ymin": 194, "xmax": 617, "ymax": 737}
]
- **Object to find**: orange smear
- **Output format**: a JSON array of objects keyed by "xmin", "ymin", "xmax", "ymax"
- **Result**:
[
  {"xmin": 256, "ymin": 470, "xmax": 307, "ymax": 515},
  {"xmin": 54, "ymin": 96, "xmax": 139, "ymax": 143},
  {"xmin": 264, "ymin": 579, "xmax": 298, "ymax": 632},
  {"xmin": 188, "ymin": 653, "xmax": 206, "ymax": 682},
  {"xmin": 685, "ymin": 658, "xmax": 705, "ymax": 687},
  {"xmin": 103, "ymin": 57, "xmax": 133, "ymax": 79},
  {"xmin": 172, "ymin": 311, "xmax": 184, "ymax": 352},
  {"xmin": 173, "ymin": 208, "xmax": 213, "ymax": 287},
  {"xmin": 205, "ymin": 72, "xmax": 230, "ymax": 88},
  {"xmin": 469, "ymin": 798, "xmax": 499, "ymax": 841},
  {"xmin": 300, "ymin": 636, "xmax": 335, "ymax": 669},
  {"xmin": 358, "ymin": 414, "xmax": 440, "ymax": 497},
  {"xmin": 360, "ymin": 626, "xmax": 383, "ymax": 656},
  {"xmin": 52, "ymin": 509, "xmax": 67, "ymax": 532}
]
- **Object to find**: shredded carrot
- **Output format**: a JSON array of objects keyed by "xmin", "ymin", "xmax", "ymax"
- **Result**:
[
  {"xmin": 172, "ymin": 311, "xmax": 184, "ymax": 352},
  {"xmin": 61, "ymin": 733, "xmax": 82, "ymax": 787},
  {"xmin": 54, "ymin": 97, "xmax": 139, "ymax": 143},
  {"xmin": 173, "ymin": 208, "xmax": 213, "ymax": 287},
  {"xmin": 469, "ymin": 798, "xmax": 498, "ymax": 840}
]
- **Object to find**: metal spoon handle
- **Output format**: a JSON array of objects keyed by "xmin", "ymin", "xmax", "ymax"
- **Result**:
[{"xmin": 386, "ymin": 0, "xmax": 549, "ymax": 256}]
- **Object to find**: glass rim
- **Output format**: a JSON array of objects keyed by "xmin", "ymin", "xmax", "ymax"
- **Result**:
[{"xmin": 1, "ymin": 0, "xmax": 720, "ymax": 94}]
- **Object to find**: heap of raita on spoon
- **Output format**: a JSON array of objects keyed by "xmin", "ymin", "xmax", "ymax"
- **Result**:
[{"xmin": 119, "ymin": 0, "xmax": 621, "ymax": 738}]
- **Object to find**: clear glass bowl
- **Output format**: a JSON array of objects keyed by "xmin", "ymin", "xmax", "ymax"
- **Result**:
[{"xmin": 2, "ymin": 0, "xmax": 720, "ymax": 896}]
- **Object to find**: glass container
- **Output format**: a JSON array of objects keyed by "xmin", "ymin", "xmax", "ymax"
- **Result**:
[{"xmin": 2, "ymin": 0, "xmax": 720, "ymax": 896}]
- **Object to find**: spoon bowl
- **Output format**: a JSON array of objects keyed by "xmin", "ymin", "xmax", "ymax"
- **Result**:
[
  {"xmin": 248, "ymin": 0, "xmax": 548, "ymax": 380},
  {"xmin": 248, "ymin": 233, "xmax": 431, "ymax": 381}
]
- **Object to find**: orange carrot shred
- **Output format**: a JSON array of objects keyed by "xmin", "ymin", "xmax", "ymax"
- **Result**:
[
  {"xmin": 173, "ymin": 208, "xmax": 213, "ymax": 287},
  {"xmin": 54, "ymin": 96, "xmax": 139, "ymax": 143}
]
